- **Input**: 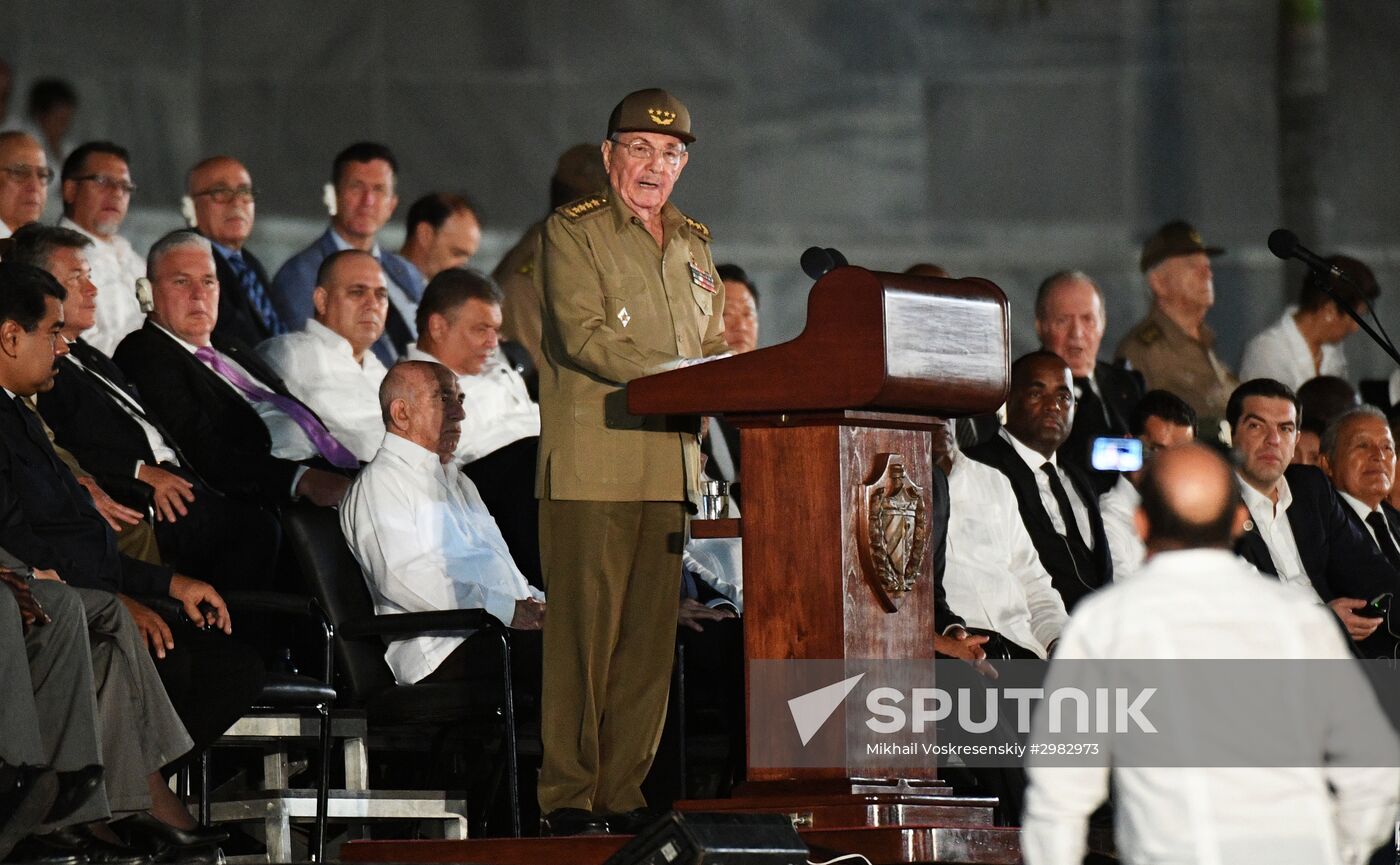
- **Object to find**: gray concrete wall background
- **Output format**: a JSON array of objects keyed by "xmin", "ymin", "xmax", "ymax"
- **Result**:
[{"xmin": 5, "ymin": 1, "xmax": 1400, "ymax": 383}]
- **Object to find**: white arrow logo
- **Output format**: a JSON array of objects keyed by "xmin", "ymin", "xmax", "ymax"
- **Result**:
[{"xmin": 787, "ymin": 673, "xmax": 864, "ymax": 746}]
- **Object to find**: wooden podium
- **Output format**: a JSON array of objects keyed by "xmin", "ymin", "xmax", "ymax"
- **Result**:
[
  {"xmin": 340, "ymin": 266, "xmax": 1022, "ymax": 865},
  {"xmin": 627, "ymin": 266, "xmax": 1022, "ymax": 862}
]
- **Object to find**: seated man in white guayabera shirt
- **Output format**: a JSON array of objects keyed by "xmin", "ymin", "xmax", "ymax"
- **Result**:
[
  {"xmin": 259, "ymin": 249, "xmax": 390, "ymax": 462},
  {"xmin": 341, "ymin": 361, "xmax": 543, "ymax": 686}
]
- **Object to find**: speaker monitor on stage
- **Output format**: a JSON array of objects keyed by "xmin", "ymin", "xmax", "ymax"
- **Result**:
[{"xmin": 603, "ymin": 812, "xmax": 808, "ymax": 865}]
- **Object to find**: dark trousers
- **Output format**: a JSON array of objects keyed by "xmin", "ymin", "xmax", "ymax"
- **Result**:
[
  {"xmin": 463, "ymin": 438, "xmax": 543, "ymax": 590},
  {"xmin": 152, "ymin": 467, "xmax": 282, "ymax": 592},
  {"xmin": 150, "ymin": 616, "xmax": 265, "ymax": 761}
]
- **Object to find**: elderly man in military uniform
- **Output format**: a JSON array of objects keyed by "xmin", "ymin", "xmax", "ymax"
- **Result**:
[
  {"xmin": 1115, "ymin": 220, "xmax": 1238, "ymax": 442},
  {"xmin": 533, "ymin": 89, "xmax": 728, "ymax": 835}
]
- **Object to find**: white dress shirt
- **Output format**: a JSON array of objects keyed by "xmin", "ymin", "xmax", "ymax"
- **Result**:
[
  {"xmin": 60, "ymin": 217, "xmax": 146, "ymax": 356},
  {"xmin": 1237, "ymin": 474, "xmax": 1319, "ymax": 602},
  {"xmin": 1238, "ymin": 307, "xmax": 1346, "ymax": 391},
  {"xmin": 341, "ymin": 433, "xmax": 544, "ymax": 684},
  {"xmin": 60, "ymin": 346, "xmax": 178, "ymax": 472},
  {"xmin": 1022, "ymin": 549, "xmax": 1399, "ymax": 865},
  {"xmin": 405, "ymin": 344, "xmax": 539, "ymax": 464},
  {"xmin": 1001, "ymin": 428, "xmax": 1094, "ymax": 548},
  {"xmin": 1338, "ymin": 490, "xmax": 1399, "ymax": 551},
  {"xmin": 1099, "ymin": 475, "xmax": 1145, "ymax": 581},
  {"xmin": 257, "ymin": 319, "xmax": 389, "ymax": 461},
  {"xmin": 944, "ymin": 451, "xmax": 1067, "ymax": 657}
]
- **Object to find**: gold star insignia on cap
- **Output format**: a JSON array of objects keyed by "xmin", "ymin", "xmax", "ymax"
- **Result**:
[{"xmin": 647, "ymin": 108, "xmax": 677, "ymax": 126}]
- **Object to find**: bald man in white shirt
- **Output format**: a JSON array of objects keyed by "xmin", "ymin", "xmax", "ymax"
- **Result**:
[
  {"xmin": 1023, "ymin": 443, "xmax": 1399, "ymax": 865},
  {"xmin": 259, "ymin": 250, "xmax": 390, "ymax": 462},
  {"xmin": 341, "ymin": 361, "xmax": 544, "ymax": 685}
]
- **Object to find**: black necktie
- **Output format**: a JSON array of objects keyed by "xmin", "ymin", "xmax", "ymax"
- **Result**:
[
  {"xmin": 1041, "ymin": 461, "xmax": 1096, "ymax": 582},
  {"xmin": 1366, "ymin": 511, "xmax": 1400, "ymax": 571}
]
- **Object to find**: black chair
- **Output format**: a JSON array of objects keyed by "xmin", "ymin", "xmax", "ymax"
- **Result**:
[{"xmin": 280, "ymin": 503, "xmax": 526, "ymax": 837}]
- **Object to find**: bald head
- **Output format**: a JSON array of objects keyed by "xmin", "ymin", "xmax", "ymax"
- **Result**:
[
  {"xmin": 379, "ymin": 360, "xmax": 464, "ymax": 463},
  {"xmin": 1136, "ymin": 442, "xmax": 1243, "ymax": 552}
]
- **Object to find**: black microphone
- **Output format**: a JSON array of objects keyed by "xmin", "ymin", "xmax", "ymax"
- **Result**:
[
  {"xmin": 825, "ymin": 248, "xmax": 848, "ymax": 269},
  {"xmin": 1267, "ymin": 228, "xmax": 1344, "ymax": 279},
  {"xmin": 800, "ymin": 246, "xmax": 834, "ymax": 280}
]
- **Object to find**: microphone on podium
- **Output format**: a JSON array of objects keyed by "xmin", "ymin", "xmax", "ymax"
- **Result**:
[{"xmin": 799, "ymin": 246, "xmax": 849, "ymax": 280}]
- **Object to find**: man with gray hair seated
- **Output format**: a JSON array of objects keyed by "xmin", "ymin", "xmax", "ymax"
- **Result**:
[
  {"xmin": 1319, "ymin": 405, "xmax": 1400, "ymax": 574},
  {"xmin": 114, "ymin": 230, "xmax": 355, "ymax": 508},
  {"xmin": 340, "ymin": 360, "xmax": 544, "ymax": 685}
]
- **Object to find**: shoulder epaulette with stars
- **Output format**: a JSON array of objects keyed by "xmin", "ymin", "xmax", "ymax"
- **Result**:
[
  {"xmin": 557, "ymin": 194, "xmax": 608, "ymax": 221},
  {"xmin": 683, "ymin": 215, "xmax": 712, "ymax": 242}
]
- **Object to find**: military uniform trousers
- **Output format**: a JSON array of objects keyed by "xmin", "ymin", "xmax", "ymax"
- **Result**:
[{"xmin": 537, "ymin": 499, "xmax": 685, "ymax": 814}]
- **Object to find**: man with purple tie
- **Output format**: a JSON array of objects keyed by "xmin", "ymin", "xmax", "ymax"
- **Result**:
[{"xmin": 114, "ymin": 230, "xmax": 354, "ymax": 508}]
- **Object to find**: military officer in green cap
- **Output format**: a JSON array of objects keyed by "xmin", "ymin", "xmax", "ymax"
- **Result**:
[
  {"xmin": 1115, "ymin": 219, "xmax": 1238, "ymax": 443},
  {"xmin": 533, "ymin": 88, "xmax": 728, "ymax": 834}
]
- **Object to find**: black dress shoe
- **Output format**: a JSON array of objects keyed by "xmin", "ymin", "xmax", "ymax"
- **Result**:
[
  {"xmin": 0, "ymin": 764, "xmax": 58, "ymax": 861},
  {"xmin": 540, "ymin": 808, "xmax": 611, "ymax": 836},
  {"xmin": 114, "ymin": 812, "xmax": 227, "ymax": 855},
  {"xmin": 44, "ymin": 765, "xmax": 104, "ymax": 826},
  {"xmin": 11, "ymin": 826, "xmax": 150, "ymax": 865}
]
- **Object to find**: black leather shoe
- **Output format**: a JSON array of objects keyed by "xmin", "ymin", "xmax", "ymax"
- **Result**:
[
  {"xmin": 114, "ymin": 812, "xmax": 227, "ymax": 855},
  {"xmin": 44, "ymin": 765, "xmax": 104, "ymax": 826},
  {"xmin": 0, "ymin": 763, "xmax": 58, "ymax": 861},
  {"xmin": 11, "ymin": 825, "xmax": 151, "ymax": 865},
  {"xmin": 540, "ymin": 808, "xmax": 611, "ymax": 836}
]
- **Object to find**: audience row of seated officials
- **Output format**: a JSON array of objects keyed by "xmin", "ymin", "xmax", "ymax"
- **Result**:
[{"xmin": 0, "ymin": 260, "xmax": 255, "ymax": 862}]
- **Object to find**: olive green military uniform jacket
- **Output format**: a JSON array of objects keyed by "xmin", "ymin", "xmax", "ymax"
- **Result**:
[
  {"xmin": 534, "ymin": 191, "xmax": 727, "ymax": 503},
  {"xmin": 1114, "ymin": 305, "xmax": 1238, "ymax": 436},
  {"xmin": 493, "ymin": 220, "xmax": 546, "ymax": 373}
]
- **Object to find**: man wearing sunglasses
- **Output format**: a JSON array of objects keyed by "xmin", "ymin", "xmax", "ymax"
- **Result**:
[
  {"xmin": 185, "ymin": 155, "xmax": 284, "ymax": 347},
  {"xmin": 58, "ymin": 141, "xmax": 143, "ymax": 356}
]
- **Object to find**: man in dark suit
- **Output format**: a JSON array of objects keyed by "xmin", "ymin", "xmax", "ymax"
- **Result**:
[
  {"xmin": 185, "ymin": 155, "xmax": 286, "ymax": 347},
  {"xmin": 966, "ymin": 351, "xmax": 1112, "ymax": 611},
  {"xmin": 13, "ymin": 225, "xmax": 281, "ymax": 591},
  {"xmin": 114, "ymin": 231, "xmax": 354, "ymax": 509},
  {"xmin": 1034, "ymin": 270, "xmax": 1144, "ymax": 493},
  {"xmin": 1320, "ymin": 405, "xmax": 1400, "ymax": 573},
  {"xmin": 270, "ymin": 142, "xmax": 424, "ymax": 365},
  {"xmin": 1228, "ymin": 378, "xmax": 1399, "ymax": 656},
  {"xmin": 0, "ymin": 260, "xmax": 263, "ymax": 758}
]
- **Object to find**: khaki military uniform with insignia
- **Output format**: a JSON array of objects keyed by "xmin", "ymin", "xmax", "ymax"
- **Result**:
[
  {"xmin": 492, "ymin": 220, "xmax": 546, "ymax": 372},
  {"xmin": 1115, "ymin": 306, "xmax": 1238, "ymax": 434},
  {"xmin": 1116, "ymin": 220, "xmax": 1238, "ymax": 441},
  {"xmin": 494, "ymin": 143, "xmax": 608, "ymax": 374},
  {"xmin": 534, "ymin": 89, "xmax": 728, "ymax": 820}
]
